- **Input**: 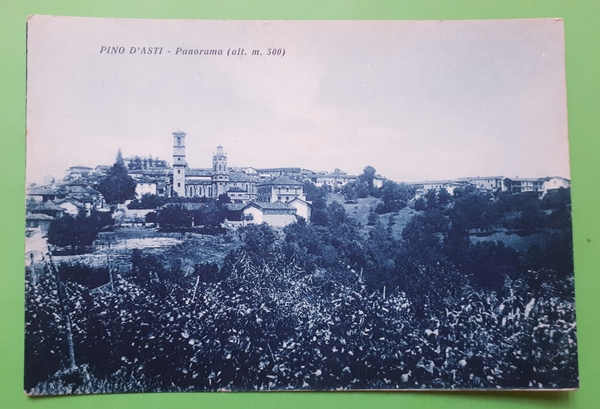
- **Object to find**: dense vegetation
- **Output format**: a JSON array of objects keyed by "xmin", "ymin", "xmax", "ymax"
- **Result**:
[
  {"xmin": 46, "ymin": 210, "xmax": 114, "ymax": 254},
  {"xmin": 25, "ymin": 184, "xmax": 577, "ymax": 394},
  {"xmin": 97, "ymin": 150, "xmax": 137, "ymax": 205}
]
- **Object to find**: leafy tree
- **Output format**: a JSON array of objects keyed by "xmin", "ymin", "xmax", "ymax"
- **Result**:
[
  {"xmin": 343, "ymin": 183, "xmax": 359, "ymax": 203},
  {"xmin": 461, "ymin": 241, "xmax": 519, "ymax": 291},
  {"xmin": 89, "ymin": 209, "xmax": 115, "ymax": 231},
  {"xmin": 327, "ymin": 201, "xmax": 347, "ymax": 227},
  {"xmin": 367, "ymin": 210, "xmax": 379, "ymax": 226},
  {"xmin": 145, "ymin": 211, "xmax": 158, "ymax": 224},
  {"xmin": 542, "ymin": 188, "xmax": 572, "ymax": 230},
  {"xmin": 303, "ymin": 181, "xmax": 329, "ymax": 202},
  {"xmin": 128, "ymin": 156, "xmax": 143, "ymax": 170},
  {"xmin": 436, "ymin": 188, "xmax": 453, "ymax": 209},
  {"xmin": 194, "ymin": 201, "xmax": 226, "ymax": 227},
  {"xmin": 47, "ymin": 212, "xmax": 102, "ymax": 253},
  {"xmin": 282, "ymin": 218, "xmax": 321, "ymax": 269},
  {"xmin": 451, "ymin": 188, "xmax": 495, "ymax": 231},
  {"xmin": 376, "ymin": 180, "xmax": 413, "ymax": 214},
  {"xmin": 541, "ymin": 187, "xmax": 570, "ymax": 210},
  {"xmin": 128, "ymin": 194, "xmax": 168, "ymax": 209},
  {"xmin": 238, "ymin": 223, "xmax": 278, "ymax": 263},
  {"xmin": 310, "ymin": 197, "xmax": 329, "ymax": 226},
  {"xmin": 355, "ymin": 180, "xmax": 370, "ymax": 198},
  {"xmin": 157, "ymin": 204, "xmax": 193, "ymax": 231},
  {"xmin": 217, "ymin": 193, "xmax": 231, "ymax": 204},
  {"xmin": 359, "ymin": 165, "xmax": 376, "ymax": 189},
  {"xmin": 414, "ymin": 197, "xmax": 427, "ymax": 212},
  {"xmin": 401, "ymin": 210, "xmax": 449, "ymax": 266},
  {"xmin": 98, "ymin": 150, "xmax": 137, "ymax": 205}
]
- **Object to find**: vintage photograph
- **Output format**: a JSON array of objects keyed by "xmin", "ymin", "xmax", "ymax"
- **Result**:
[{"xmin": 25, "ymin": 16, "xmax": 577, "ymax": 394}]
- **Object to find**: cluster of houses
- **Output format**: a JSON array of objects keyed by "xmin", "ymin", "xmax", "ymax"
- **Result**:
[
  {"xmin": 25, "ymin": 179, "xmax": 108, "ymax": 235},
  {"xmin": 408, "ymin": 175, "xmax": 570, "ymax": 199},
  {"xmin": 25, "ymin": 130, "xmax": 571, "ymax": 234}
]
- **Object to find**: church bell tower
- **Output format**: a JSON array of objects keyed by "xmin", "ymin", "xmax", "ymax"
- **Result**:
[
  {"xmin": 211, "ymin": 145, "xmax": 229, "ymax": 197},
  {"xmin": 172, "ymin": 131, "xmax": 186, "ymax": 197}
]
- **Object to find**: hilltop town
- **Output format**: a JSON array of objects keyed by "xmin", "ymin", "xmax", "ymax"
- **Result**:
[{"xmin": 26, "ymin": 131, "xmax": 570, "ymax": 234}]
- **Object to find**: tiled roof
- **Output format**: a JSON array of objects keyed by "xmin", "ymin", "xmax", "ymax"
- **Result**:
[
  {"xmin": 57, "ymin": 199, "xmax": 85, "ymax": 208},
  {"xmin": 225, "ymin": 203, "xmax": 246, "ymax": 211},
  {"xmin": 288, "ymin": 197, "xmax": 312, "ymax": 206},
  {"xmin": 68, "ymin": 165, "xmax": 93, "ymax": 171},
  {"xmin": 187, "ymin": 168, "xmax": 212, "ymax": 177},
  {"xmin": 27, "ymin": 187, "xmax": 59, "ymax": 196},
  {"xmin": 258, "ymin": 176, "xmax": 303, "ymax": 187},
  {"xmin": 247, "ymin": 201, "xmax": 293, "ymax": 210},
  {"xmin": 58, "ymin": 184, "xmax": 101, "ymax": 195},
  {"xmin": 228, "ymin": 171, "xmax": 258, "ymax": 182},
  {"xmin": 26, "ymin": 201, "xmax": 64, "ymax": 212},
  {"xmin": 26, "ymin": 213, "xmax": 54, "ymax": 221},
  {"xmin": 159, "ymin": 203, "xmax": 204, "ymax": 211},
  {"xmin": 186, "ymin": 179, "xmax": 212, "ymax": 185},
  {"xmin": 459, "ymin": 176, "xmax": 505, "ymax": 181}
]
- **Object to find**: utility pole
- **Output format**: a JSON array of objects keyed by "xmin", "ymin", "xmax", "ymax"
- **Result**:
[
  {"xmin": 106, "ymin": 240, "xmax": 114, "ymax": 292},
  {"xmin": 48, "ymin": 252, "xmax": 77, "ymax": 371}
]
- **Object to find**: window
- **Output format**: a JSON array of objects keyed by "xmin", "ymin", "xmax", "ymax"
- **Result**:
[
  {"xmin": 177, "ymin": 169, "xmax": 180, "ymax": 174},
  {"xmin": 177, "ymin": 183, "xmax": 180, "ymax": 187}
]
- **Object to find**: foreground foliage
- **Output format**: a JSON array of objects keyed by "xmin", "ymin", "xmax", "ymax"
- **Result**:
[
  {"xmin": 25, "ymin": 253, "xmax": 576, "ymax": 393},
  {"xmin": 25, "ymin": 188, "xmax": 577, "ymax": 393}
]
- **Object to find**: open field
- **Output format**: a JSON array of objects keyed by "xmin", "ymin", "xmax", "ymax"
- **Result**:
[{"xmin": 51, "ymin": 226, "xmax": 240, "ymax": 275}]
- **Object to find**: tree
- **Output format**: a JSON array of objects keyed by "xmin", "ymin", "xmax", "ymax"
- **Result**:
[
  {"xmin": 376, "ymin": 180, "xmax": 413, "ymax": 214},
  {"xmin": 97, "ymin": 150, "xmax": 137, "ymax": 205},
  {"xmin": 128, "ymin": 156, "xmax": 143, "ymax": 170},
  {"xmin": 359, "ymin": 165, "xmax": 376, "ymax": 189},
  {"xmin": 47, "ymin": 212, "xmax": 101, "ymax": 253},
  {"xmin": 367, "ymin": 210, "xmax": 379, "ymax": 226},
  {"xmin": 194, "ymin": 201, "xmax": 226, "ymax": 227},
  {"xmin": 310, "ymin": 197, "xmax": 329, "ymax": 226},
  {"xmin": 327, "ymin": 201, "xmax": 347, "ymax": 227},
  {"xmin": 217, "ymin": 193, "xmax": 231, "ymax": 204},
  {"xmin": 303, "ymin": 181, "xmax": 329, "ymax": 202},
  {"xmin": 157, "ymin": 204, "xmax": 193, "ymax": 231},
  {"xmin": 128, "ymin": 193, "xmax": 168, "ymax": 210},
  {"xmin": 238, "ymin": 223, "xmax": 278, "ymax": 263},
  {"xmin": 343, "ymin": 183, "xmax": 359, "ymax": 203}
]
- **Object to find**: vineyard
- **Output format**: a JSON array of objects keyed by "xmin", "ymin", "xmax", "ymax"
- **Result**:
[{"xmin": 24, "ymin": 188, "xmax": 578, "ymax": 394}]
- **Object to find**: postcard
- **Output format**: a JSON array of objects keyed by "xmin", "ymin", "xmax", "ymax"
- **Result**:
[{"xmin": 25, "ymin": 16, "xmax": 577, "ymax": 394}]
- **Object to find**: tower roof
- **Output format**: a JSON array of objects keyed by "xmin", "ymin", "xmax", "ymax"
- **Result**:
[{"xmin": 214, "ymin": 145, "xmax": 226, "ymax": 157}]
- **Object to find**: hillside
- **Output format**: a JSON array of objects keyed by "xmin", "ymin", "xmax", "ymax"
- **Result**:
[{"xmin": 325, "ymin": 193, "xmax": 417, "ymax": 239}]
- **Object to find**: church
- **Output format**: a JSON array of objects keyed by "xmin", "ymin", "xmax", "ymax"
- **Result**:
[
  {"xmin": 168, "ymin": 131, "xmax": 312, "ymax": 226},
  {"xmin": 169, "ymin": 131, "xmax": 262, "ymax": 200}
]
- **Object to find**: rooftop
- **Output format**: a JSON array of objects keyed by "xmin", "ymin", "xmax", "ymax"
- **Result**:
[{"xmin": 258, "ymin": 176, "xmax": 304, "ymax": 187}]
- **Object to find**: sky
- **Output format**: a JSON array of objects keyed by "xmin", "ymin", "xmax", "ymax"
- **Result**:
[{"xmin": 26, "ymin": 17, "xmax": 570, "ymax": 184}]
